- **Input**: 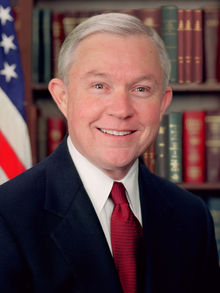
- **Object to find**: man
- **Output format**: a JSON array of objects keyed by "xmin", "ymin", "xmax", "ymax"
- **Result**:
[{"xmin": 0, "ymin": 12, "xmax": 219, "ymax": 292}]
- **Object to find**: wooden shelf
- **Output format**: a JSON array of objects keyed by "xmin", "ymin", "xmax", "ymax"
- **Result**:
[
  {"xmin": 171, "ymin": 82, "xmax": 220, "ymax": 92},
  {"xmin": 178, "ymin": 182, "xmax": 220, "ymax": 191},
  {"xmin": 32, "ymin": 83, "xmax": 49, "ymax": 90}
]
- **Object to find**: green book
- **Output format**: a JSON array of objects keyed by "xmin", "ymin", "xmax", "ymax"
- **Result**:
[
  {"xmin": 42, "ymin": 9, "xmax": 52, "ymax": 83},
  {"xmin": 168, "ymin": 112, "xmax": 182, "ymax": 183},
  {"xmin": 161, "ymin": 5, "xmax": 178, "ymax": 83}
]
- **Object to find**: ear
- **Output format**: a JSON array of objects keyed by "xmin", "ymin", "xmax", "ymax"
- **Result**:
[
  {"xmin": 48, "ymin": 78, "xmax": 68, "ymax": 118},
  {"xmin": 159, "ymin": 86, "xmax": 172, "ymax": 120}
]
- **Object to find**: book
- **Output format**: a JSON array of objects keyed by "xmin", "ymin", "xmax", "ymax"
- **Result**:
[
  {"xmin": 204, "ymin": 8, "xmax": 219, "ymax": 83},
  {"xmin": 183, "ymin": 111, "xmax": 205, "ymax": 183},
  {"xmin": 205, "ymin": 110, "xmax": 220, "ymax": 182},
  {"xmin": 177, "ymin": 9, "xmax": 185, "ymax": 84},
  {"xmin": 184, "ymin": 9, "xmax": 193, "ymax": 83},
  {"xmin": 32, "ymin": 8, "xmax": 43, "ymax": 83},
  {"xmin": 161, "ymin": 5, "xmax": 178, "ymax": 83},
  {"xmin": 192, "ymin": 9, "xmax": 203, "ymax": 83},
  {"xmin": 137, "ymin": 8, "xmax": 161, "ymax": 36},
  {"xmin": 62, "ymin": 10, "xmax": 94, "ymax": 38},
  {"xmin": 62, "ymin": 11, "xmax": 81, "ymax": 37},
  {"xmin": 52, "ymin": 12, "xmax": 65, "ymax": 77},
  {"xmin": 143, "ymin": 143, "xmax": 155, "ymax": 173},
  {"xmin": 47, "ymin": 117, "xmax": 66, "ymax": 154},
  {"xmin": 155, "ymin": 114, "xmax": 169, "ymax": 178},
  {"xmin": 42, "ymin": 9, "xmax": 52, "ymax": 83},
  {"xmin": 217, "ymin": 10, "xmax": 220, "ymax": 82},
  {"xmin": 168, "ymin": 112, "xmax": 182, "ymax": 183}
]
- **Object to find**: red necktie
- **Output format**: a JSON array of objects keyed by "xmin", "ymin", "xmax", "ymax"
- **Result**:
[{"xmin": 110, "ymin": 182, "xmax": 143, "ymax": 293}]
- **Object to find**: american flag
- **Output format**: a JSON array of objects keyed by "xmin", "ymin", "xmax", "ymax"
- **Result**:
[{"xmin": 0, "ymin": 0, "xmax": 32, "ymax": 184}]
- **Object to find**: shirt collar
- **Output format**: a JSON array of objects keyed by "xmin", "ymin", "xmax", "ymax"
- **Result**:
[{"xmin": 67, "ymin": 136, "xmax": 140, "ymax": 217}]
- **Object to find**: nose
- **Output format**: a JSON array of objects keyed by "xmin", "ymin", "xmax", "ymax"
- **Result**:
[{"xmin": 107, "ymin": 88, "xmax": 134, "ymax": 119}]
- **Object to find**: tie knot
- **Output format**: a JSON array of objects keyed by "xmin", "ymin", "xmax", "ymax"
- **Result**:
[{"xmin": 111, "ymin": 182, "xmax": 128, "ymax": 205}]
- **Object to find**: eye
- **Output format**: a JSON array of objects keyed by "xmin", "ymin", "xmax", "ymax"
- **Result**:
[
  {"xmin": 136, "ymin": 86, "xmax": 149, "ymax": 92},
  {"xmin": 94, "ymin": 83, "xmax": 104, "ymax": 89}
]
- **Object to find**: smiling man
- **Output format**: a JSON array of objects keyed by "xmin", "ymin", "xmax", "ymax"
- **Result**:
[
  {"xmin": 0, "ymin": 13, "xmax": 219, "ymax": 293},
  {"xmin": 49, "ymin": 32, "xmax": 171, "ymax": 180}
]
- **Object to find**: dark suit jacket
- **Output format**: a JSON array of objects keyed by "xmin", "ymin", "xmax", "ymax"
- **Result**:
[{"xmin": 0, "ymin": 138, "xmax": 219, "ymax": 292}]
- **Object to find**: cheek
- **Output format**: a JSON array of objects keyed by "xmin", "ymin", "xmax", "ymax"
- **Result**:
[
  {"xmin": 139, "ymin": 100, "xmax": 162, "ymax": 126},
  {"xmin": 66, "ymin": 94, "xmax": 102, "ymax": 130}
]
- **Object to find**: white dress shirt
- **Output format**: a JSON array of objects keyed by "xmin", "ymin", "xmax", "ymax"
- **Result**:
[{"xmin": 67, "ymin": 136, "xmax": 142, "ymax": 253}]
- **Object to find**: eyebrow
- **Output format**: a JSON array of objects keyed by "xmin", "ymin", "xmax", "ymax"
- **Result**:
[
  {"xmin": 131, "ymin": 74, "xmax": 158, "ymax": 84},
  {"xmin": 81, "ymin": 70, "xmax": 159, "ymax": 86},
  {"xmin": 81, "ymin": 70, "xmax": 110, "ymax": 79}
]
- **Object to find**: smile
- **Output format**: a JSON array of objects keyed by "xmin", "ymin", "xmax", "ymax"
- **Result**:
[{"xmin": 99, "ymin": 128, "xmax": 134, "ymax": 136}]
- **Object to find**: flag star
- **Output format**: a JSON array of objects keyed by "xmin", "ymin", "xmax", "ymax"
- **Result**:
[
  {"xmin": 0, "ymin": 33, "xmax": 16, "ymax": 54},
  {"xmin": 0, "ymin": 5, "xmax": 13, "ymax": 26},
  {"xmin": 0, "ymin": 62, "xmax": 18, "ymax": 82}
]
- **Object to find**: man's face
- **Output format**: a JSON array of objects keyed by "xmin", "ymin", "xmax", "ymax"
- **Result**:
[{"xmin": 50, "ymin": 33, "xmax": 172, "ymax": 179}]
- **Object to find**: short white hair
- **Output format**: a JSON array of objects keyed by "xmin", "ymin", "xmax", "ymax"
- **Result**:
[{"xmin": 58, "ymin": 12, "xmax": 171, "ymax": 92}]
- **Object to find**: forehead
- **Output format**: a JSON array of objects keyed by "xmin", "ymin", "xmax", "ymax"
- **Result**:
[{"xmin": 68, "ymin": 32, "xmax": 162, "ymax": 80}]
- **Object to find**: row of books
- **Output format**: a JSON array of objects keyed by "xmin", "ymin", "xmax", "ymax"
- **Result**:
[
  {"xmin": 36, "ymin": 106, "xmax": 220, "ymax": 185},
  {"xmin": 143, "ymin": 110, "xmax": 220, "ymax": 184},
  {"xmin": 207, "ymin": 197, "xmax": 220, "ymax": 264},
  {"xmin": 35, "ymin": 98, "xmax": 67, "ymax": 162},
  {"xmin": 32, "ymin": 5, "xmax": 220, "ymax": 84}
]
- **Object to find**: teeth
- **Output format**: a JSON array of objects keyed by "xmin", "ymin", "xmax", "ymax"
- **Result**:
[{"xmin": 100, "ymin": 128, "xmax": 132, "ymax": 136}]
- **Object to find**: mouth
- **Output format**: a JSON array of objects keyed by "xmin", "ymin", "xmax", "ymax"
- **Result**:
[{"xmin": 98, "ymin": 128, "xmax": 135, "ymax": 136}]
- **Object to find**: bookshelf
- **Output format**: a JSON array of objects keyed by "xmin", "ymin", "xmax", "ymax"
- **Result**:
[{"xmin": 16, "ymin": 0, "xmax": 220, "ymax": 194}]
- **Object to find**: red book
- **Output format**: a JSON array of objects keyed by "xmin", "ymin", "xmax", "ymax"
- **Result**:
[
  {"xmin": 47, "ymin": 117, "xmax": 66, "ymax": 154},
  {"xmin": 192, "ymin": 9, "xmax": 203, "ymax": 83},
  {"xmin": 178, "ymin": 9, "xmax": 185, "ymax": 83},
  {"xmin": 184, "ymin": 9, "xmax": 193, "ymax": 83},
  {"xmin": 52, "ymin": 12, "xmax": 65, "ymax": 77},
  {"xmin": 137, "ymin": 8, "xmax": 161, "ymax": 36},
  {"xmin": 205, "ymin": 110, "xmax": 220, "ymax": 182},
  {"xmin": 183, "ymin": 111, "xmax": 205, "ymax": 183}
]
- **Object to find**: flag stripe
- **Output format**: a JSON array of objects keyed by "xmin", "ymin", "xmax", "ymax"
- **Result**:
[
  {"xmin": 0, "ymin": 131, "xmax": 25, "ymax": 179},
  {"xmin": 0, "ymin": 87, "xmax": 32, "ymax": 169}
]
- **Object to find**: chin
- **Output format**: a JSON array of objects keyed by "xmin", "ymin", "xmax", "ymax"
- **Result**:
[{"xmin": 102, "ymin": 156, "xmax": 136, "ymax": 172}]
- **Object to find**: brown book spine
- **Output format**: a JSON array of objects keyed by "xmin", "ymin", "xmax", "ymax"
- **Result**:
[
  {"xmin": 184, "ymin": 9, "xmax": 193, "ymax": 83},
  {"xmin": 204, "ymin": 8, "xmax": 219, "ymax": 83},
  {"xmin": 52, "ymin": 12, "xmax": 65, "ymax": 77},
  {"xmin": 143, "ymin": 143, "xmax": 155, "ymax": 173},
  {"xmin": 178, "ymin": 9, "xmax": 185, "ymax": 83},
  {"xmin": 47, "ymin": 117, "xmax": 66, "ymax": 154},
  {"xmin": 192, "ymin": 9, "xmax": 203, "ymax": 83},
  {"xmin": 137, "ymin": 8, "xmax": 161, "ymax": 36},
  {"xmin": 62, "ymin": 11, "xmax": 81, "ymax": 37},
  {"xmin": 205, "ymin": 111, "xmax": 220, "ymax": 182},
  {"xmin": 155, "ymin": 114, "xmax": 169, "ymax": 178},
  {"xmin": 217, "ymin": 11, "xmax": 220, "ymax": 82}
]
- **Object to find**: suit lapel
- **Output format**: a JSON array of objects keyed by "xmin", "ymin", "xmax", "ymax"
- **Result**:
[{"xmin": 44, "ymin": 139, "xmax": 122, "ymax": 292}]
